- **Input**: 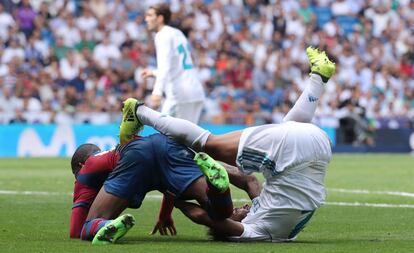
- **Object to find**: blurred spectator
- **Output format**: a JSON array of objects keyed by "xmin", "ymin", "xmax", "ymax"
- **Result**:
[
  {"xmin": 16, "ymin": 0, "xmax": 36, "ymax": 38},
  {"xmin": 56, "ymin": 14, "xmax": 80, "ymax": 47},
  {"xmin": 53, "ymin": 36, "xmax": 71, "ymax": 60},
  {"xmin": 2, "ymin": 39, "xmax": 24, "ymax": 63},
  {"xmin": 93, "ymin": 34, "xmax": 121, "ymax": 69},
  {"xmin": 89, "ymin": 0, "xmax": 107, "ymax": 20},
  {"xmin": 0, "ymin": 85, "xmax": 22, "ymax": 113},
  {"xmin": 59, "ymin": 50, "xmax": 80, "ymax": 80},
  {"xmin": 9, "ymin": 109, "xmax": 27, "ymax": 123},
  {"xmin": 258, "ymin": 79, "xmax": 284, "ymax": 113},
  {"xmin": 76, "ymin": 4, "xmax": 97, "ymax": 33},
  {"xmin": 0, "ymin": 3, "xmax": 15, "ymax": 41},
  {"xmin": 24, "ymin": 35, "xmax": 43, "ymax": 61}
]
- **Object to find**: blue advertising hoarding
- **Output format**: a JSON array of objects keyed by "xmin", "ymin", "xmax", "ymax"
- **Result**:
[{"xmin": 0, "ymin": 124, "xmax": 337, "ymax": 157}]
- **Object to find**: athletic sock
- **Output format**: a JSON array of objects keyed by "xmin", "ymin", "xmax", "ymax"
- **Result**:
[
  {"xmin": 136, "ymin": 105, "xmax": 210, "ymax": 151},
  {"xmin": 205, "ymin": 181, "xmax": 233, "ymax": 220},
  {"xmin": 283, "ymin": 74, "xmax": 325, "ymax": 123},
  {"xmin": 80, "ymin": 218, "xmax": 111, "ymax": 241}
]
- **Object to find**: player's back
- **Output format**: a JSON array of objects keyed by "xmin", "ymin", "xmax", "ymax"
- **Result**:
[
  {"xmin": 106, "ymin": 134, "xmax": 202, "ymax": 206},
  {"xmin": 155, "ymin": 25, "xmax": 204, "ymax": 103},
  {"xmin": 237, "ymin": 121, "xmax": 332, "ymax": 210},
  {"xmin": 237, "ymin": 121, "xmax": 331, "ymax": 177},
  {"xmin": 75, "ymin": 149, "xmax": 119, "ymax": 189},
  {"xmin": 128, "ymin": 133, "xmax": 202, "ymax": 198},
  {"xmin": 113, "ymin": 133, "xmax": 195, "ymax": 193}
]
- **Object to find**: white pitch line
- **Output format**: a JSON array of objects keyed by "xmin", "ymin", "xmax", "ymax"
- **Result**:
[
  {"xmin": 2, "ymin": 189, "xmax": 414, "ymax": 209},
  {"xmin": 328, "ymin": 188, "xmax": 414, "ymax": 198},
  {"xmin": 0, "ymin": 190, "xmax": 70, "ymax": 196},
  {"xmin": 133, "ymin": 197, "xmax": 414, "ymax": 209},
  {"xmin": 325, "ymin": 201, "xmax": 414, "ymax": 209},
  {"xmin": 5, "ymin": 188, "xmax": 414, "ymax": 198}
]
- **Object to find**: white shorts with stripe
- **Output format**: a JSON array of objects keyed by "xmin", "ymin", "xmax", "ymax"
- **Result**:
[{"xmin": 229, "ymin": 198, "xmax": 315, "ymax": 242}]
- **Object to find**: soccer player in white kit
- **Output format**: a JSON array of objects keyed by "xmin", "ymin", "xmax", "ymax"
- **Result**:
[
  {"xmin": 121, "ymin": 47, "xmax": 336, "ymax": 242},
  {"xmin": 141, "ymin": 4, "xmax": 205, "ymax": 123}
]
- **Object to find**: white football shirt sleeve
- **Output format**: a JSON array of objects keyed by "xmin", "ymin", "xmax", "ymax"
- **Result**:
[{"xmin": 152, "ymin": 32, "xmax": 173, "ymax": 96}]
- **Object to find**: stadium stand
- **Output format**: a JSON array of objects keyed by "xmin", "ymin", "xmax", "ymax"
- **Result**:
[{"xmin": 0, "ymin": 0, "xmax": 413, "ymax": 146}]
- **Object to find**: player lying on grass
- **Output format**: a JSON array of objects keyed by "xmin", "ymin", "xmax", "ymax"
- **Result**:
[
  {"xmin": 69, "ymin": 134, "xmax": 260, "ymax": 243},
  {"xmin": 122, "ymin": 46, "xmax": 335, "ymax": 242}
]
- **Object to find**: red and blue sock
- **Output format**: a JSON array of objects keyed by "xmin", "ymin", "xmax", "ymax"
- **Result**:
[{"xmin": 80, "ymin": 218, "xmax": 111, "ymax": 241}]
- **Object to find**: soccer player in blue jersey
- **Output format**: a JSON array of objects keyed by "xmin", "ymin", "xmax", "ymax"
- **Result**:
[{"xmin": 69, "ymin": 135, "xmax": 260, "ymax": 244}]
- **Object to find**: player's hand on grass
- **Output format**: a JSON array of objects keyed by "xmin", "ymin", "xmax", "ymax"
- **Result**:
[{"xmin": 151, "ymin": 217, "xmax": 177, "ymax": 236}]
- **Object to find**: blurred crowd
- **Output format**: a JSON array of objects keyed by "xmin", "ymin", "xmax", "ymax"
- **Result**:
[{"xmin": 0, "ymin": 0, "xmax": 413, "ymax": 138}]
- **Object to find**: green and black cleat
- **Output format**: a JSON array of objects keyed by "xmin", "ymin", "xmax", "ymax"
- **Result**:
[
  {"xmin": 119, "ymin": 98, "xmax": 144, "ymax": 145},
  {"xmin": 306, "ymin": 46, "xmax": 336, "ymax": 82},
  {"xmin": 92, "ymin": 214, "xmax": 136, "ymax": 245},
  {"xmin": 194, "ymin": 152, "xmax": 229, "ymax": 192}
]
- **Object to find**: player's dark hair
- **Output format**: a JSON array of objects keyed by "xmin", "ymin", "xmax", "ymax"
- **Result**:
[
  {"xmin": 71, "ymin": 143, "xmax": 101, "ymax": 175},
  {"xmin": 150, "ymin": 4, "xmax": 171, "ymax": 25}
]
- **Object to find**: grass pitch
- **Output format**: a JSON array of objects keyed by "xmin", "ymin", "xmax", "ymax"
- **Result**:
[{"xmin": 0, "ymin": 154, "xmax": 413, "ymax": 253}]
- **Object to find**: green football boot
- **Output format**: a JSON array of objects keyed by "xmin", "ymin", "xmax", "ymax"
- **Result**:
[
  {"xmin": 194, "ymin": 152, "xmax": 229, "ymax": 192},
  {"xmin": 92, "ymin": 214, "xmax": 136, "ymax": 245},
  {"xmin": 120, "ymin": 98, "xmax": 144, "ymax": 145},
  {"xmin": 306, "ymin": 46, "xmax": 336, "ymax": 82}
]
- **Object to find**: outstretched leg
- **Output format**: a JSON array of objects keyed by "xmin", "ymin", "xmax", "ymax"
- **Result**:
[
  {"xmin": 121, "ymin": 47, "xmax": 335, "ymax": 165},
  {"xmin": 122, "ymin": 98, "xmax": 240, "ymax": 165},
  {"xmin": 283, "ymin": 74, "xmax": 324, "ymax": 123},
  {"xmin": 283, "ymin": 47, "xmax": 335, "ymax": 123}
]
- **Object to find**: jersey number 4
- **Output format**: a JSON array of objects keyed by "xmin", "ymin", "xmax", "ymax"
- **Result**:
[{"xmin": 177, "ymin": 43, "xmax": 193, "ymax": 70}]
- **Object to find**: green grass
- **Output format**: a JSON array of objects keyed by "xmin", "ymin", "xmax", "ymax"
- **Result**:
[{"xmin": 0, "ymin": 154, "xmax": 414, "ymax": 252}]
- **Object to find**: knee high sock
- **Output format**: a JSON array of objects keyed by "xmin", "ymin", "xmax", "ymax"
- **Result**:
[
  {"xmin": 80, "ymin": 218, "xmax": 111, "ymax": 241},
  {"xmin": 283, "ymin": 74, "xmax": 325, "ymax": 123},
  {"xmin": 136, "ymin": 106, "xmax": 210, "ymax": 151},
  {"xmin": 205, "ymin": 181, "xmax": 233, "ymax": 220}
]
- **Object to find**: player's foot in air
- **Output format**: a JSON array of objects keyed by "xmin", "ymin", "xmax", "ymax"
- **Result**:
[
  {"xmin": 92, "ymin": 214, "xmax": 136, "ymax": 245},
  {"xmin": 120, "ymin": 98, "xmax": 144, "ymax": 145},
  {"xmin": 194, "ymin": 152, "xmax": 229, "ymax": 192},
  {"xmin": 306, "ymin": 46, "xmax": 336, "ymax": 82}
]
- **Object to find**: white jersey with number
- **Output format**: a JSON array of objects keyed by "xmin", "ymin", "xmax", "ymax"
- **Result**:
[
  {"xmin": 153, "ymin": 25, "xmax": 205, "ymax": 104},
  {"xmin": 236, "ymin": 121, "xmax": 332, "ymax": 211}
]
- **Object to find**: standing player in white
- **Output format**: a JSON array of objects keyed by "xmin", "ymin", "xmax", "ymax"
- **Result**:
[
  {"xmin": 141, "ymin": 4, "xmax": 205, "ymax": 123},
  {"xmin": 122, "ymin": 47, "xmax": 335, "ymax": 242}
]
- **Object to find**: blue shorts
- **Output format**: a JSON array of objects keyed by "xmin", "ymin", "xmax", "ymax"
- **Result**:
[
  {"xmin": 156, "ymin": 137, "xmax": 204, "ymax": 198},
  {"xmin": 104, "ymin": 134, "xmax": 203, "ymax": 208}
]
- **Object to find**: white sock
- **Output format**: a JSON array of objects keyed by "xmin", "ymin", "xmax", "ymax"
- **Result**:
[
  {"xmin": 283, "ymin": 74, "xmax": 325, "ymax": 123},
  {"xmin": 136, "ymin": 105, "xmax": 210, "ymax": 151}
]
